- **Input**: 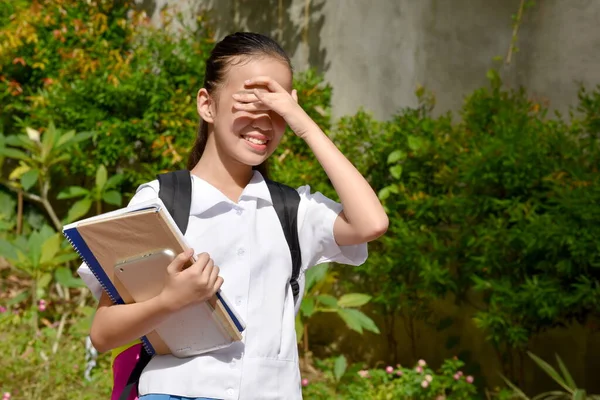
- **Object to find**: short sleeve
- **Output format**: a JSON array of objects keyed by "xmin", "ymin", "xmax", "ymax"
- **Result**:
[
  {"xmin": 296, "ymin": 185, "xmax": 368, "ymax": 271},
  {"xmin": 76, "ymin": 182, "xmax": 160, "ymax": 300}
]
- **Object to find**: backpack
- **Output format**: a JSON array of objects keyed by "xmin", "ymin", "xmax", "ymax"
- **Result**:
[{"xmin": 116, "ymin": 169, "xmax": 302, "ymax": 400}]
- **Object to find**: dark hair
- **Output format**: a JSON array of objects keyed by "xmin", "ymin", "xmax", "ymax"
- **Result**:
[{"xmin": 187, "ymin": 32, "xmax": 293, "ymax": 176}]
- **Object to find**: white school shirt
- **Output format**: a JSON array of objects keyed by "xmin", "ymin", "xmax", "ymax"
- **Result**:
[{"xmin": 77, "ymin": 171, "xmax": 367, "ymax": 400}]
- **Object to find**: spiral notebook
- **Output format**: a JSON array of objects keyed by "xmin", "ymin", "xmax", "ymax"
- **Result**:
[{"xmin": 63, "ymin": 198, "xmax": 245, "ymax": 358}]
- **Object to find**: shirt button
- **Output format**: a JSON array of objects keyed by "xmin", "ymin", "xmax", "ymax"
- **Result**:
[
  {"xmin": 237, "ymin": 248, "xmax": 245, "ymax": 256},
  {"xmin": 230, "ymin": 360, "xmax": 236, "ymax": 368},
  {"xmin": 227, "ymin": 388, "xmax": 235, "ymax": 396},
  {"xmin": 235, "ymin": 296, "xmax": 243, "ymax": 306},
  {"xmin": 235, "ymin": 208, "xmax": 243, "ymax": 215}
]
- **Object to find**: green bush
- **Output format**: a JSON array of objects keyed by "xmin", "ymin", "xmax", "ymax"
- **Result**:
[{"xmin": 302, "ymin": 356, "xmax": 478, "ymax": 400}]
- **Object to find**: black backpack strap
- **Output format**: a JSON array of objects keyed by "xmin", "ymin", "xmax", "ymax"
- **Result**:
[
  {"xmin": 118, "ymin": 170, "xmax": 193, "ymax": 400},
  {"xmin": 157, "ymin": 169, "xmax": 193, "ymax": 235},
  {"xmin": 118, "ymin": 346, "xmax": 152, "ymax": 400},
  {"xmin": 266, "ymin": 180, "xmax": 302, "ymax": 300}
]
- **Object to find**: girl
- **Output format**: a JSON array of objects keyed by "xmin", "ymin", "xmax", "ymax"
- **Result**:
[{"xmin": 78, "ymin": 32, "xmax": 388, "ymax": 400}]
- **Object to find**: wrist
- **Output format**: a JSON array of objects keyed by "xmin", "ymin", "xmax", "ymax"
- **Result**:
[{"xmin": 154, "ymin": 290, "xmax": 181, "ymax": 314}]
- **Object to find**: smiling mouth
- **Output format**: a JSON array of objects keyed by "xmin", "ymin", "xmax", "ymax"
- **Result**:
[{"xmin": 243, "ymin": 135, "xmax": 268, "ymax": 145}]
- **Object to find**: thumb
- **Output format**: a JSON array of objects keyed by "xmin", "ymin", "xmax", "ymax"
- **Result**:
[{"xmin": 167, "ymin": 248, "xmax": 194, "ymax": 275}]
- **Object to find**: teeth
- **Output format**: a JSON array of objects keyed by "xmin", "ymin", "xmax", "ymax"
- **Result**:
[{"xmin": 244, "ymin": 136, "xmax": 267, "ymax": 145}]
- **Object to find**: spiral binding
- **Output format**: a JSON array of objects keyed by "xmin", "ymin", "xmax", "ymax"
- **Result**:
[{"xmin": 63, "ymin": 228, "xmax": 156, "ymax": 356}]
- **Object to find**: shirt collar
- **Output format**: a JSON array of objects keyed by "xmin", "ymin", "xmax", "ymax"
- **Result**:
[{"xmin": 189, "ymin": 170, "xmax": 273, "ymax": 215}]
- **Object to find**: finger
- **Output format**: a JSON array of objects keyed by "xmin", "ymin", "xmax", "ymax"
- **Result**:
[
  {"xmin": 232, "ymin": 101, "xmax": 270, "ymax": 112},
  {"xmin": 232, "ymin": 92, "xmax": 260, "ymax": 103},
  {"xmin": 213, "ymin": 276, "xmax": 224, "ymax": 294},
  {"xmin": 200, "ymin": 258, "xmax": 214, "ymax": 280},
  {"xmin": 292, "ymin": 89, "xmax": 298, "ymax": 103},
  {"xmin": 167, "ymin": 248, "xmax": 194, "ymax": 274},
  {"xmin": 244, "ymin": 76, "xmax": 285, "ymax": 93},
  {"xmin": 189, "ymin": 252, "xmax": 210, "ymax": 273},
  {"xmin": 208, "ymin": 264, "xmax": 220, "ymax": 287}
]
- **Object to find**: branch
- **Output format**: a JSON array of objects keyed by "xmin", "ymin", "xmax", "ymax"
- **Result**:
[
  {"xmin": 1, "ymin": 178, "xmax": 43, "ymax": 203},
  {"xmin": 506, "ymin": 0, "xmax": 526, "ymax": 65},
  {"xmin": 1, "ymin": 178, "xmax": 63, "ymax": 231}
]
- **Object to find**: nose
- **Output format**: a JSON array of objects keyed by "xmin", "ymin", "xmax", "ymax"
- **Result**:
[{"xmin": 249, "ymin": 113, "xmax": 273, "ymax": 131}]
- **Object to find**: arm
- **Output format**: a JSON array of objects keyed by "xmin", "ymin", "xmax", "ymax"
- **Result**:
[
  {"xmin": 90, "ymin": 250, "xmax": 223, "ymax": 353},
  {"xmin": 91, "ymin": 291, "xmax": 174, "ymax": 353},
  {"xmin": 299, "ymin": 122, "xmax": 389, "ymax": 245},
  {"xmin": 235, "ymin": 77, "xmax": 389, "ymax": 246}
]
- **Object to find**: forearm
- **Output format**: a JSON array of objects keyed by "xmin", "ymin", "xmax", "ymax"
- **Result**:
[
  {"xmin": 90, "ymin": 293, "xmax": 173, "ymax": 353},
  {"xmin": 300, "ymin": 119, "xmax": 388, "ymax": 241}
]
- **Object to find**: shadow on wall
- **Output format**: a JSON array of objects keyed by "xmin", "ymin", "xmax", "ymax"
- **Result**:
[{"xmin": 137, "ymin": 0, "xmax": 330, "ymax": 73}]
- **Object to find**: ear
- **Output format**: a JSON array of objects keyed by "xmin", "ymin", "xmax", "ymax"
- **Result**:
[{"xmin": 197, "ymin": 88, "xmax": 215, "ymax": 123}]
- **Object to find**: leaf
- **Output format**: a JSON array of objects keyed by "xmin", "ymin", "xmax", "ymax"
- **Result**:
[
  {"xmin": 0, "ymin": 238, "xmax": 18, "ymax": 260},
  {"xmin": 407, "ymin": 135, "xmax": 424, "ymax": 152},
  {"xmin": 295, "ymin": 314, "xmax": 304, "ymax": 343},
  {"xmin": 105, "ymin": 173, "xmax": 124, "ymax": 189},
  {"xmin": 64, "ymin": 131, "xmax": 94, "ymax": 146},
  {"xmin": 350, "ymin": 309, "xmax": 380, "ymax": 334},
  {"xmin": 53, "ymin": 252, "xmax": 80, "ymax": 264},
  {"xmin": 41, "ymin": 124, "xmax": 57, "ymax": 159},
  {"xmin": 21, "ymin": 169, "xmax": 39, "ymax": 190},
  {"xmin": 0, "ymin": 147, "xmax": 31, "ymax": 162},
  {"xmin": 378, "ymin": 187, "xmax": 392, "ymax": 201},
  {"xmin": 527, "ymin": 352, "xmax": 570, "ymax": 392},
  {"xmin": 55, "ymin": 129, "xmax": 75, "ymax": 148},
  {"xmin": 390, "ymin": 165, "xmax": 403, "ymax": 179},
  {"xmin": 57, "ymin": 186, "xmax": 89, "ymax": 200},
  {"xmin": 573, "ymin": 390, "xmax": 586, "ymax": 400},
  {"xmin": 317, "ymin": 294, "xmax": 338, "ymax": 308},
  {"xmin": 300, "ymin": 297, "xmax": 315, "ymax": 318},
  {"xmin": 337, "ymin": 308, "xmax": 363, "ymax": 334},
  {"xmin": 102, "ymin": 190, "xmax": 122, "ymax": 206},
  {"xmin": 28, "ymin": 231, "xmax": 44, "ymax": 268},
  {"xmin": 334, "ymin": 355, "xmax": 348, "ymax": 382},
  {"xmin": 9, "ymin": 164, "xmax": 30, "ymax": 180},
  {"xmin": 6, "ymin": 291, "xmax": 29, "ymax": 306},
  {"xmin": 338, "ymin": 293, "xmax": 371, "ymax": 308},
  {"xmin": 95, "ymin": 165, "xmax": 107, "ymax": 190},
  {"xmin": 305, "ymin": 263, "xmax": 329, "ymax": 293},
  {"xmin": 65, "ymin": 198, "xmax": 92, "ymax": 223},
  {"xmin": 500, "ymin": 374, "xmax": 530, "ymax": 399},
  {"xmin": 54, "ymin": 267, "xmax": 85, "ymax": 288},
  {"xmin": 387, "ymin": 150, "xmax": 406, "ymax": 164},
  {"xmin": 555, "ymin": 354, "xmax": 577, "ymax": 388},
  {"xmin": 40, "ymin": 234, "xmax": 61, "ymax": 265},
  {"xmin": 37, "ymin": 272, "xmax": 52, "ymax": 289}
]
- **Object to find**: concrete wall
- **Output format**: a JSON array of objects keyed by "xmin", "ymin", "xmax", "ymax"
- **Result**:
[{"xmin": 144, "ymin": 0, "xmax": 600, "ymax": 120}]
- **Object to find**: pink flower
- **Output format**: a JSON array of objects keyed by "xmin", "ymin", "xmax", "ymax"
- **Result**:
[
  {"xmin": 38, "ymin": 299, "xmax": 47, "ymax": 312},
  {"xmin": 396, "ymin": 370, "xmax": 403, "ymax": 376},
  {"xmin": 418, "ymin": 359, "xmax": 427, "ymax": 367},
  {"xmin": 421, "ymin": 380, "xmax": 429, "ymax": 388},
  {"xmin": 301, "ymin": 378, "xmax": 309, "ymax": 387},
  {"xmin": 358, "ymin": 370, "xmax": 370, "ymax": 378},
  {"xmin": 466, "ymin": 375, "xmax": 474, "ymax": 384},
  {"xmin": 3, "ymin": 392, "xmax": 11, "ymax": 400},
  {"xmin": 453, "ymin": 373, "xmax": 460, "ymax": 380},
  {"xmin": 458, "ymin": 371, "xmax": 464, "ymax": 376},
  {"xmin": 386, "ymin": 366, "xmax": 394, "ymax": 374},
  {"xmin": 0, "ymin": 306, "xmax": 6, "ymax": 313},
  {"xmin": 415, "ymin": 366, "xmax": 423, "ymax": 373},
  {"xmin": 425, "ymin": 374, "xmax": 433, "ymax": 382}
]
